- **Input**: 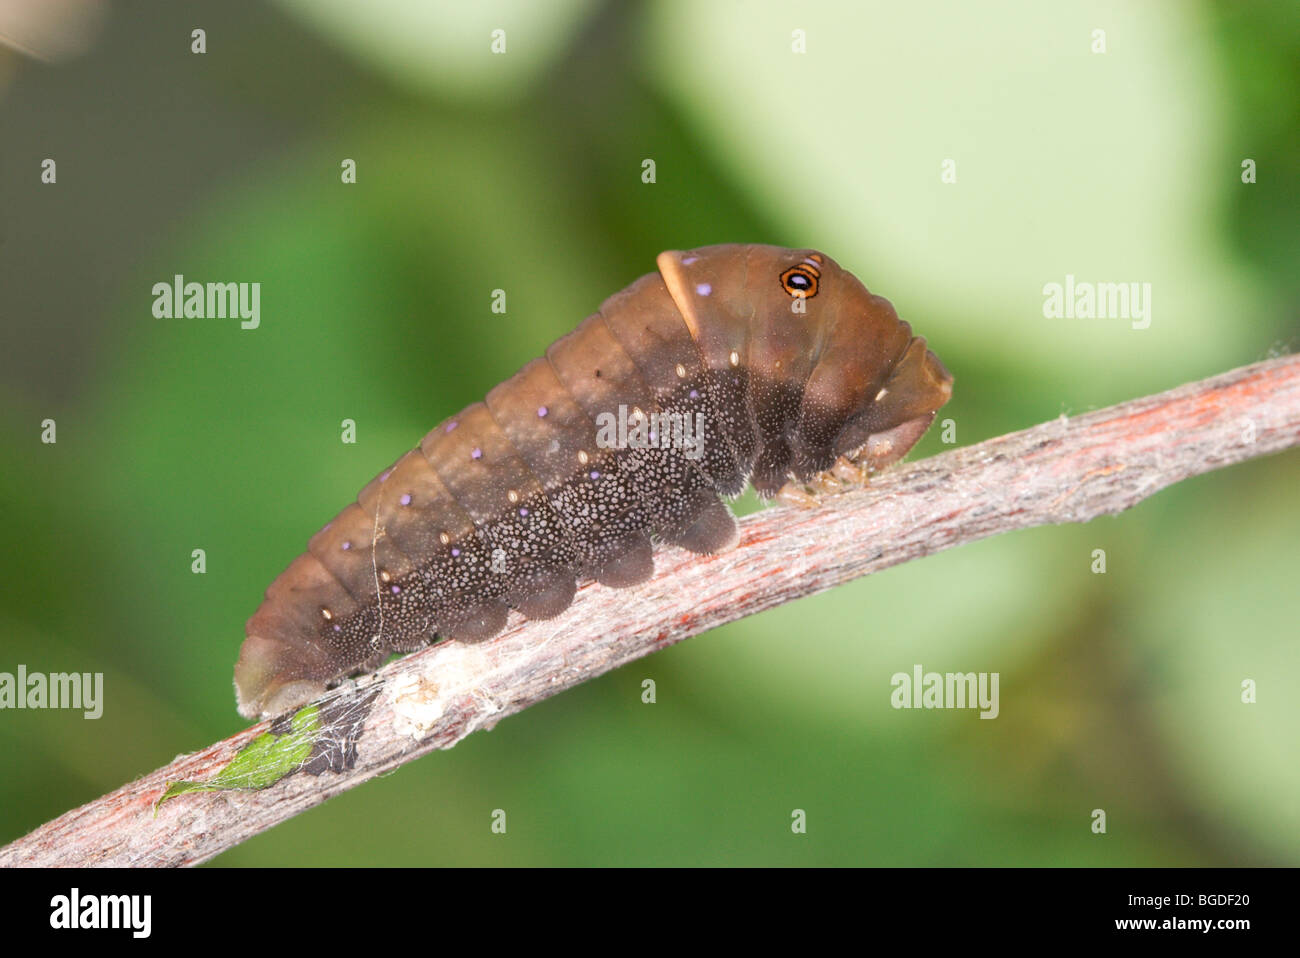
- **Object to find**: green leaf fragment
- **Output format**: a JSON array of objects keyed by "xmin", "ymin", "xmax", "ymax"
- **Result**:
[{"xmin": 157, "ymin": 705, "xmax": 321, "ymax": 807}]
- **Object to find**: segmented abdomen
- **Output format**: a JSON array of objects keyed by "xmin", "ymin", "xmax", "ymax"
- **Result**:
[{"xmin": 244, "ymin": 273, "xmax": 729, "ymax": 688}]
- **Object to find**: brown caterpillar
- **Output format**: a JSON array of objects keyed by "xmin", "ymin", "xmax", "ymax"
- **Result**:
[{"xmin": 235, "ymin": 245, "xmax": 953, "ymax": 719}]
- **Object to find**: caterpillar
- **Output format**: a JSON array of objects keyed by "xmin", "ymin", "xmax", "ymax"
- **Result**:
[{"xmin": 235, "ymin": 244, "xmax": 953, "ymax": 719}]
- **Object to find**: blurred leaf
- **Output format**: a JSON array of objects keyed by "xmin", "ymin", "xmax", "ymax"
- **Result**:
[{"xmin": 274, "ymin": 0, "xmax": 601, "ymax": 102}]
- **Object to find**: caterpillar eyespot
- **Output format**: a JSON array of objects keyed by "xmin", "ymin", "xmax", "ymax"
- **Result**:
[
  {"xmin": 234, "ymin": 244, "xmax": 954, "ymax": 720},
  {"xmin": 780, "ymin": 264, "xmax": 819, "ymax": 298}
]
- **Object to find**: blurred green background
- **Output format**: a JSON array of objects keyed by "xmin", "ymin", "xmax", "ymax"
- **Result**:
[{"xmin": 1, "ymin": 0, "xmax": 1296, "ymax": 865}]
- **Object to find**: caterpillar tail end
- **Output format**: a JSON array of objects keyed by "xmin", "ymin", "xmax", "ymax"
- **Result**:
[{"xmin": 234, "ymin": 634, "xmax": 328, "ymax": 721}]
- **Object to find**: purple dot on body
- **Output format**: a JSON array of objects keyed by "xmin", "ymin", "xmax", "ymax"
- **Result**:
[
  {"xmin": 471, "ymin": 447, "xmax": 482, "ymax": 460},
  {"xmin": 341, "ymin": 541, "xmax": 352, "ymax": 551},
  {"xmin": 400, "ymin": 493, "xmax": 412, "ymax": 505},
  {"xmin": 445, "ymin": 421, "xmax": 458, "ymax": 433},
  {"xmin": 689, "ymin": 389, "xmax": 699, "ymax": 399},
  {"xmin": 391, "ymin": 585, "xmax": 401, "ymax": 594},
  {"xmin": 333, "ymin": 624, "xmax": 341, "ymax": 632},
  {"xmin": 451, "ymin": 547, "xmax": 460, "ymax": 557},
  {"xmin": 590, "ymin": 470, "xmax": 600, "ymax": 480},
  {"xmin": 519, "ymin": 507, "xmax": 529, "ymax": 516},
  {"xmin": 537, "ymin": 406, "xmax": 548, "ymax": 418},
  {"xmin": 696, "ymin": 283, "xmax": 712, "ymax": 296}
]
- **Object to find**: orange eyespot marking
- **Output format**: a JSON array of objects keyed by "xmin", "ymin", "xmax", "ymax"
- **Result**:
[
  {"xmin": 807, "ymin": 252, "xmax": 824, "ymax": 265},
  {"xmin": 780, "ymin": 265, "xmax": 819, "ymax": 298}
]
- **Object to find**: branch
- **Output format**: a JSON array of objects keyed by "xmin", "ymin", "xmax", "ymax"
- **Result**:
[{"xmin": 3, "ymin": 355, "xmax": 1298, "ymax": 867}]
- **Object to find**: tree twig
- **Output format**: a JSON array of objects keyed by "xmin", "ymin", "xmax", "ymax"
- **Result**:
[{"xmin": 2, "ymin": 355, "xmax": 1297, "ymax": 868}]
